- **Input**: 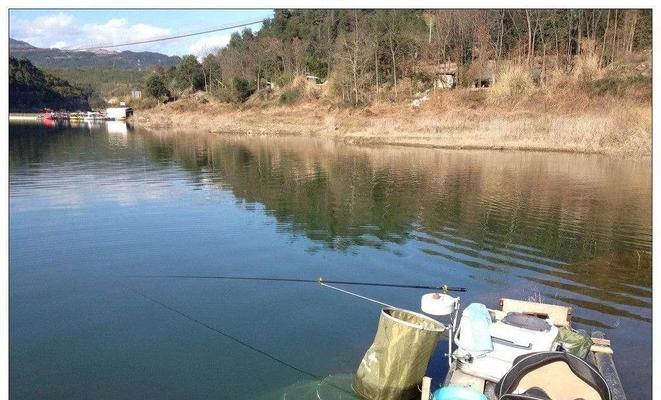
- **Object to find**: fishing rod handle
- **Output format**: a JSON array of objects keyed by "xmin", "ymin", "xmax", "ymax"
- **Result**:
[{"xmin": 441, "ymin": 286, "xmax": 467, "ymax": 292}]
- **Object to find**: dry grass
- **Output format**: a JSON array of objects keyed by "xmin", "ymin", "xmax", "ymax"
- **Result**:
[
  {"xmin": 489, "ymin": 64, "xmax": 535, "ymax": 105},
  {"xmin": 135, "ymin": 60, "xmax": 651, "ymax": 157},
  {"xmin": 566, "ymin": 53, "xmax": 605, "ymax": 84},
  {"xmin": 135, "ymin": 97, "xmax": 650, "ymax": 156}
]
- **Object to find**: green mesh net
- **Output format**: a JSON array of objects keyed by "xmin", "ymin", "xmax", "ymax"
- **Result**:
[{"xmin": 352, "ymin": 308, "xmax": 445, "ymax": 400}]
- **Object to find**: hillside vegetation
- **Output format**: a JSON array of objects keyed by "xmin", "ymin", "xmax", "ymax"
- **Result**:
[
  {"xmin": 45, "ymin": 67, "xmax": 148, "ymax": 108},
  {"xmin": 136, "ymin": 9, "xmax": 651, "ymax": 156},
  {"xmin": 142, "ymin": 9, "xmax": 651, "ymax": 105},
  {"xmin": 9, "ymin": 57, "xmax": 90, "ymax": 112}
]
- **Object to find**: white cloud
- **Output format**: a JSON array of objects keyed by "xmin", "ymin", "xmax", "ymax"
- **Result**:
[
  {"xmin": 189, "ymin": 34, "xmax": 231, "ymax": 60},
  {"xmin": 10, "ymin": 13, "xmax": 171, "ymax": 52},
  {"xmin": 33, "ymin": 12, "xmax": 74, "ymax": 32}
]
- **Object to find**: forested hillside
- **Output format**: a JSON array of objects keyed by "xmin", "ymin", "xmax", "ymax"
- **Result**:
[
  {"xmin": 45, "ymin": 67, "xmax": 149, "ymax": 108},
  {"xmin": 9, "ymin": 57, "xmax": 90, "ymax": 112},
  {"xmin": 144, "ymin": 9, "xmax": 652, "ymax": 105}
]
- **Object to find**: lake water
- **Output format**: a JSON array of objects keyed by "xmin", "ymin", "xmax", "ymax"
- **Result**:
[{"xmin": 9, "ymin": 122, "xmax": 652, "ymax": 399}]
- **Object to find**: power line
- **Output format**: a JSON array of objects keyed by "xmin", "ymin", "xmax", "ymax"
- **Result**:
[
  {"xmin": 71, "ymin": 18, "xmax": 268, "ymax": 51},
  {"xmin": 10, "ymin": 17, "xmax": 269, "ymax": 53}
]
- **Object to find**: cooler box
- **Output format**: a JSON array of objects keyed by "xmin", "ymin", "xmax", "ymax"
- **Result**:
[{"xmin": 455, "ymin": 310, "xmax": 559, "ymax": 382}]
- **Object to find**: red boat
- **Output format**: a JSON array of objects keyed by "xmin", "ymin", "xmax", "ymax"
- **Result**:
[
  {"xmin": 42, "ymin": 118, "xmax": 57, "ymax": 128},
  {"xmin": 42, "ymin": 110, "xmax": 57, "ymax": 120}
]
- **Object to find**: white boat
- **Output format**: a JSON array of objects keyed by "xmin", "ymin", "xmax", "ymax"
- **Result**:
[
  {"xmin": 351, "ymin": 293, "xmax": 625, "ymax": 400},
  {"xmin": 431, "ymin": 298, "xmax": 625, "ymax": 400},
  {"xmin": 83, "ymin": 111, "xmax": 103, "ymax": 121}
]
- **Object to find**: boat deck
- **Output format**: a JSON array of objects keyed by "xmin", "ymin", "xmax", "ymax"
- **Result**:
[{"xmin": 438, "ymin": 299, "xmax": 626, "ymax": 400}]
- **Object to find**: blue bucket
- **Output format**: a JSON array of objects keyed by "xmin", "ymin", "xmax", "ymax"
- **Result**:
[{"xmin": 432, "ymin": 387, "xmax": 487, "ymax": 400}]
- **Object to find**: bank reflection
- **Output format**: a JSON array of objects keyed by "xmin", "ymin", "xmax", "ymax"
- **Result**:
[
  {"xmin": 139, "ymin": 131, "xmax": 651, "ymax": 323},
  {"xmin": 8, "ymin": 125, "xmax": 652, "ymax": 325}
]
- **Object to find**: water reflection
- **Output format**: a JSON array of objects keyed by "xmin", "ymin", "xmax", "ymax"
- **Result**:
[
  {"xmin": 10, "ymin": 127, "xmax": 651, "ymax": 315},
  {"xmin": 9, "ymin": 124, "xmax": 651, "ymax": 399},
  {"xmin": 146, "ymin": 132, "xmax": 651, "ymax": 321}
]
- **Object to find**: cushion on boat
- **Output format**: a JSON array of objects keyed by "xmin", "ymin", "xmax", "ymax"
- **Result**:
[
  {"xmin": 495, "ymin": 351, "xmax": 611, "ymax": 400},
  {"xmin": 501, "ymin": 312, "xmax": 552, "ymax": 332}
]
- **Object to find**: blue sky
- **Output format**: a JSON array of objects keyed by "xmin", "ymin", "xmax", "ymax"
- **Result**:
[{"xmin": 9, "ymin": 9, "xmax": 274, "ymax": 57}]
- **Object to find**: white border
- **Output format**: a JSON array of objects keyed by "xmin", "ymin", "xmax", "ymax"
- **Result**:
[
  {"xmin": 2, "ymin": 4, "xmax": 658, "ymax": 400},
  {"xmin": 4, "ymin": 1, "xmax": 660, "ymax": 8}
]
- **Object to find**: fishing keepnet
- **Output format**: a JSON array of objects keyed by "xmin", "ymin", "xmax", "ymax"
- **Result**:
[{"xmin": 353, "ymin": 308, "xmax": 445, "ymax": 400}]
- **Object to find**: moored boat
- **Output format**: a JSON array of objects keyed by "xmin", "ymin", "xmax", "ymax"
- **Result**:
[
  {"xmin": 83, "ymin": 111, "xmax": 103, "ymax": 120},
  {"xmin": 69, "ymin": 112, "xmax": 85, "ymax": 121},
  {"xmin": 351, "ymin": 294, "xmax": 626, "ymax": 400},
  {"xmin": 426, "ymin": 298, "xmax": 625, "ymax": 400},
  {"xmin": 41, "ymin": 109, "xmax": 57, "ymax": 120}
]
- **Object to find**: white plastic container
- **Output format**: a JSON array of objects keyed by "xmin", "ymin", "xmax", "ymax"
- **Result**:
[
  {"xmin": 456, "ymin": 317, "xmax": 559, "ymax": 382},
  {"xmin": 421, "ymin": 293, "xmax": 458, "ymax": 316}
]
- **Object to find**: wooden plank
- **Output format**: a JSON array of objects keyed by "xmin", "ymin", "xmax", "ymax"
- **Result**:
[
  {"xmin": 421, "ymin": 377, "xmax": 431, "ymax": 400},
  {"xmin": 448, "ymin": 368, "xmax": 486, "ymax": 393},
  {"xmin": 592, "ymin": 337, "xmax": 611, "ymax": 347},
  {"xmin": 592, "ymin": 331, "xmax": 627, "ymax": 400},
  {"xmin": 484, "ymin": 382, "xmax": 498, "ymax": 400},
  {"xmin": 500, "ymin": 298, "xmax": 571, "ymax": 327},
  {"xmin": 591, "ymin": 345, "xmax": 614, "ymax": 354}
]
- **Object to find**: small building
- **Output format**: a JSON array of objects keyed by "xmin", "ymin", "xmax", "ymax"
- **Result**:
[
  {"xmin": 106, "ymin": 107, "xmax": 134, "ymax": 121},
  {"xmin": 305, "ymin": 75, "xmax": 323, "ymax": 84},
  {"xmin": 131, "ymin": 90, "xmax": 142, "ymax": 99},
  {"xmin": 435, "ymin": 74, "xmax": 456, "ymax": 89},
  {"xmin": 420, "ymin": 63, "xmax": 458, "ymax": 90}
]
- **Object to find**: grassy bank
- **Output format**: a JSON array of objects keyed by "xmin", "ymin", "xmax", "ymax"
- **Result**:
[{"xmin": 134, "ymin": 59, "xmax": 651, "ymax": 156}]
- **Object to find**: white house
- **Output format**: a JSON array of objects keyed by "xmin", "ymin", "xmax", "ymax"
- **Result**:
[{"xmin": 106, "ymin": 107, "xmax": 134, "ymax": 121}]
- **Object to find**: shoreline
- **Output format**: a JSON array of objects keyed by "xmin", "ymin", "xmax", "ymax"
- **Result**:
[{"xmin": 132, "ymin": 99, "xmax": 651, "ymax": 157}]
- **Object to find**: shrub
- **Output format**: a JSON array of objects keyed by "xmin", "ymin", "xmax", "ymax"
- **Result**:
[
  {"xmin": 584, "ymin": 74, "xmax": 650, "ymax": 97},
  {"xmin": 571, "ymin": 54, "xmax": 602, "ymax": 83},
  {"xmin": 129, "ymin": 96, "xmax": 159, "ymax": 110},
  {"xmin": 233, "ymin": 78, "xmax": 254, "ymax": 102},
  {"xmin": 209, "ymin": 84, "xmax": 236, "ymax": 103},
  {"xmin": 145, "ymin": 73, "xmax": 170, "ymax": 102},
  {"xmin": 489, "ymin": 65, "xmax": 534, "ymax": 104},
  {"xmin": 279, "ymin": 88, "xmax": 301, "ymax": 105}
]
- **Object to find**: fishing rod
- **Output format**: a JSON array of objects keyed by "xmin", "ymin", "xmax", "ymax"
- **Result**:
[{"xmin": 130, "ymin": 275, "xmax": 467, "ymax": 292}]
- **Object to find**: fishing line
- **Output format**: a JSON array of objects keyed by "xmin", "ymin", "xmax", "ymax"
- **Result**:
[
  {"xmin": 126, "ymin": 286, "xmax": 320, "ymax": 380},
  {"xmin": 319, "ymin": 282, "xmax": 394, "ymax": 308},
  {"xmin": 127, "ymin": 286, "xmax": 357, "ymax": 397}
]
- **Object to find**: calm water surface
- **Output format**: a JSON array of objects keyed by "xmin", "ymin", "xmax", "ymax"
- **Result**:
[{"xmin": 9, "ymin": 122, "xmax": 651, "ymax": 399}]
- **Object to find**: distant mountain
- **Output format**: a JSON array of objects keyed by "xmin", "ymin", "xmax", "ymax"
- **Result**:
[
  {"xmin": 9, "ymin": 38, "xmax": 181, "ymax": 70},
  {"xmin": 9, "ymin": 38, "xmax": 36, "ymax": 50}
]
